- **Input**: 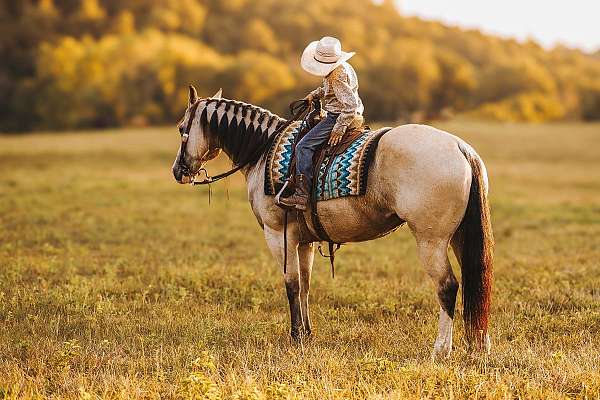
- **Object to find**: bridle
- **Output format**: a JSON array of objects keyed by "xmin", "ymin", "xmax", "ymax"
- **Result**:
[
  {"xmin": 177, "ymin": 98, "xmax": 312, "ymax": 186},
  {"xmin": 177, "ymin": 100, "xmax": 201, "ymax": 180}
]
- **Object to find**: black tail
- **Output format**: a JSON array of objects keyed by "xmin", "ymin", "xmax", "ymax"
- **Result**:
[{"xmin": 456, "ymin": 144, "xmax": 494, "ymax": 349}]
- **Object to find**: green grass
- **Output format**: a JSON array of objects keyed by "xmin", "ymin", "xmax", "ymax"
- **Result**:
[{"xmin": 1, "ymin": 121, "xmax": 599, "ymax": 399}]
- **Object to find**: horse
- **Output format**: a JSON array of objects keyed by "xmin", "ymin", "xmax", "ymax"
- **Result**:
[{"xmin": 172, "ymin": 86, "xmax": 494, "ymax": 358}]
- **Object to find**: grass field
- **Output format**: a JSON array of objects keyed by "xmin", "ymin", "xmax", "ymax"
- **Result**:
[{"xmin": 1, "ymin": 121, "xmax": 599, "ymax": 399}]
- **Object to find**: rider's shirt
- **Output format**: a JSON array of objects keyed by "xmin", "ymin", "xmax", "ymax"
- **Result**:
[{"xmin": 309, "ymin": 62, "xmax": 364, "ymax": 135}]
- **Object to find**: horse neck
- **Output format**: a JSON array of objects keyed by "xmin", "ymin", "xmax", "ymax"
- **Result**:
[{"xmin": 199, "ymin": 98, "xmax": 286, "ymax": 167}]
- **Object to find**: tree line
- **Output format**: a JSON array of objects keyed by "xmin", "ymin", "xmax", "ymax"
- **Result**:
[{"xmin": 1, "ymin": 0, "xmax": 600, "ymax": 132}]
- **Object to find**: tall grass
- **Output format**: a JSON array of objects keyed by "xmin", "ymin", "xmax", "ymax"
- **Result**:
[{"xmin": 0, "ymin": 122, "xmax": 599, "ymax": 399}]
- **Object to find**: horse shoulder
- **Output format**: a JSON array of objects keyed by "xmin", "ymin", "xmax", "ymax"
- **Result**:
[{"xmin": 244, "ymin": 157, "xmax": 282, "ymax": 231}]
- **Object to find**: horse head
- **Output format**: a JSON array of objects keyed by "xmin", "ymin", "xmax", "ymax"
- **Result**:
[{"xmin": 172, "ymin": 85, "xmax": 222, "ymax": 184}]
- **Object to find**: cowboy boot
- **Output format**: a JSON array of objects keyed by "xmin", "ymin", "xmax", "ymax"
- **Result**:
[{"xmin": 279, "ymin": 174, "xmax": 309, "ymax": 211}]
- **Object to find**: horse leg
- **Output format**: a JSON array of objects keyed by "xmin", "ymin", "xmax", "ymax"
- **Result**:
[
  {"xmin": 414, "ymin": 235, "xmax": 459, "ymax": 359},
  {"xmin": 264, "ymin": 225, "xmax": 303, "ymax": 342},
  {"xmin": 298, "ymin": 242, "xmax": 315, "ymax": 336}
]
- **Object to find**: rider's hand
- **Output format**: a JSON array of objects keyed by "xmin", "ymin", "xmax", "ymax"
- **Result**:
[
  {"xmin": 304, "ymin": 93, "xmax": 313, "ymax": 105},
  {"xmin": 328, "ymin": 128, "xmax": 345, "ymax": 146}
]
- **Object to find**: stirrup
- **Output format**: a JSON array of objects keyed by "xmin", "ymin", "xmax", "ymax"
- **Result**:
[{"xmin": 275, "ymin": 180, "xmax": 294, "ymax": 210}]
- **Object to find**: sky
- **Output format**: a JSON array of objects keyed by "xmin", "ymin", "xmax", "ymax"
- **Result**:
[{"xmin": 398, "ymin": 0, "xmax": 600, "ymax": 53}]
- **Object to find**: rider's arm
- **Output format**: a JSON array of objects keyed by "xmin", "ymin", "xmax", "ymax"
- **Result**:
[{"xmin": 329, "ymin": 68, "xmax": 359, "ymax": 136}]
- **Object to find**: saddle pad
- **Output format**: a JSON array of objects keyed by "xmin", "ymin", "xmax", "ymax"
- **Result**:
[{"xmin": 264, "ymin": 123, "xmax": 391, "ymax": 201}]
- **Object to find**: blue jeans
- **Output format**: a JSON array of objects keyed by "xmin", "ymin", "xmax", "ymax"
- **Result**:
[{"xmin": 295, "ymin": 113, "xmax": 338, "ymax": 187}]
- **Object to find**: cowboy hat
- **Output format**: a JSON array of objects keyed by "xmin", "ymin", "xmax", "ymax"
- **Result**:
[{"xmin": 301, "ymin": 36, "xmax": 355, "ymax": 77}]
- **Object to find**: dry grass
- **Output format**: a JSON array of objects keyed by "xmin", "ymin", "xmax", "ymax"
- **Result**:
[{"xmin": 0, "ymin": 121, "xmax": 599, "ymax": 399}]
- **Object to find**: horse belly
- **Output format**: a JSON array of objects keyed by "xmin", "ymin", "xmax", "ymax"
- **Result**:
[{"xmin": 314, "ymin": 199, "xmax": 404, "ymax": 243}]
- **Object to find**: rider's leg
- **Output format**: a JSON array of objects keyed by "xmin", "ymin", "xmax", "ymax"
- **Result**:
[
  {"xmin": 296, "ymin": 113, "xmax": 338, "ymax": 186},
  {"xmin": 280, "ymin": 113, "xmax": 338, "ymax": 211}
]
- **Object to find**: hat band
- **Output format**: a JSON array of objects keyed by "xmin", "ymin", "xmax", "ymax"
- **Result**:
[{"xmin": 314, "ymin": 55, "xmax": 337, "ymax": 64}]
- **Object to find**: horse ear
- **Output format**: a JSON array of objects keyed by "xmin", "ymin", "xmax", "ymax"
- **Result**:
[
  {"xmin": 188, "ymin": 85, "xmax": 198, "ymax": 105},
  {"xmin": 212, "ymin": 88, "xmax": 223, "ymax": 99}
]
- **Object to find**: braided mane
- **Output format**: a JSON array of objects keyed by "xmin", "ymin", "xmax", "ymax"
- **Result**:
[{"xmin": 199, "ymin": 97, "xmax": 286, "ymax": 167}]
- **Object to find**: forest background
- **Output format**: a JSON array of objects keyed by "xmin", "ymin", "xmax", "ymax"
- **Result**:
[{"xmin": 2, "ymin": 0, "xmax": 600, "ymax": 132}]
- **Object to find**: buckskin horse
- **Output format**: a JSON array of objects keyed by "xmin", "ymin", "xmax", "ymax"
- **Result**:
[{"xmin": 172, "ymin": 86, "xmax": 493, "ymax": 358}]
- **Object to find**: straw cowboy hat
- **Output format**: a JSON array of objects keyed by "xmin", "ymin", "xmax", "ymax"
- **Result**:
[{"xmin": 301, "ymin": 36, "xmax": 355, "ymax": 77}]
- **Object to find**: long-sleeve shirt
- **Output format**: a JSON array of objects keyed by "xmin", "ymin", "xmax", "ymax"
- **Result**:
[{"xmin": 309, "ymin": 62, "xmax": 364, "ymax": 135}]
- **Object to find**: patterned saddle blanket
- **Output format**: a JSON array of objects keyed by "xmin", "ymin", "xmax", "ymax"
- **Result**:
[{"xmin": 264, "ymin": 123, "xmax": 391, "ymax": 201}]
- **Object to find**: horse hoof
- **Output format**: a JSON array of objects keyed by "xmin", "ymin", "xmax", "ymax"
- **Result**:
[
  {"xmin": 290, "ymin": 329, "xmax": 313, "ymax": 345},
  {"xmin": 479, "ymin": 334, "xmax": 491, "ymax": 354},
  {"xmin": 467, "ymin": 334, "xmax": 491, "ymax": 354},
  {"xmin": 484, "ymin": 334, "xmax": 491, "ymax": 353},
  {"xmin": 290, "ymin": 330, "xmax": 301, "ymax": 343}
]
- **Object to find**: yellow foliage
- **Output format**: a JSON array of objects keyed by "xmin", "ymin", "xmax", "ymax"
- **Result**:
[
  {"xmin": 112, "ymin": 11, "xmax": 135, "ymax": 35},
  {"xmin": 242, "ymin": 19, "xmax": 279, "ymax": 54},
  {"xmin": 3, "ymin": 0, "xmax": 600, "ymax": 130},
  {"xmin": 470, "ymin": 92, "xmax": 566, "ymax": 122},
  {"xmin": 36, "ymin": 30, "xmax": 230, "ymax": 128},
  {"xmin": 37, "ymin": 0, "xmax": 58, "ymax": 17},
  {"xmin": 227, "ymin": 51, "xmax": 295, "ymax": 104},
  {"xmin": 477, "ymin": 57, "xmax": 557, "ymax": 104},
  {"xmin": 77, "ymin": 0, "xmax": 106, "ymax": 21}
]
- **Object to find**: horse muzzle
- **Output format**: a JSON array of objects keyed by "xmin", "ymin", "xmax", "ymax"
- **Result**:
[{"xmin": 173, "ymin": 164, "xmax": 192, "ymax": 184}]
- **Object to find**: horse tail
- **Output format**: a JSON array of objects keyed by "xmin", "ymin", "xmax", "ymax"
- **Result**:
[{"xmin": 456, "ymin": 142, "xmax": 494, "ymax": 349}]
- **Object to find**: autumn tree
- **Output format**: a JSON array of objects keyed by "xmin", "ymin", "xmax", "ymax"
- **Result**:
[{"xmin": 1, "ymin": 0, "xmax": 600, "ymax": 131}]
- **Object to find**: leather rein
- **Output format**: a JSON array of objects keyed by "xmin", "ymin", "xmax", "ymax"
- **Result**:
[{"xmin": 178, "ymin": 99, "xmax": 311, "ymax": 186}]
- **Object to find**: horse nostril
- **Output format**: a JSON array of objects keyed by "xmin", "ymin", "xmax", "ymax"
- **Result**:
[{"xmin": 179, "ymin": 126, "xmax": 184, "ymax": 135}]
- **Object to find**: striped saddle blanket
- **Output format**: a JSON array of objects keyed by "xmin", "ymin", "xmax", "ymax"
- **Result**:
[{"xmin": 264, "ymin": 123, "xmax": 390, "ymax": 201}]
